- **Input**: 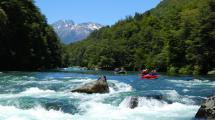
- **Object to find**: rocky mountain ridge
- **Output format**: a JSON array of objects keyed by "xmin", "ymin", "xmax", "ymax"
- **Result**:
[{"xmin": 52, "ymin": 20, "xmax": 104, "ymax": 44}]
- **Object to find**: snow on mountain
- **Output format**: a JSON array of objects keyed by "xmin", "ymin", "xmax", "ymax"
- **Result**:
[{"xmin": 52, "ymin": 20, "xmax": 104, "ymax": 44}]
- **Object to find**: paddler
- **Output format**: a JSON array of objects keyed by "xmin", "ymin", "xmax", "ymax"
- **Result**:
[
  {"xmin": 114, "ymin": 68, "xmax": 119, "ymax": 72},
  {"xmin": 153, "ymin": 70, "xmax": 158, "ymax": 75},
  {"xmin": 141, "ymin": 69, "xmax": 148, "ymax": 76}
]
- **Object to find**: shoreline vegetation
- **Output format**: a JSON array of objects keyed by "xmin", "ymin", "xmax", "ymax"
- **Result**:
[
  {"xmin": 1, "ymin": 0, "xmax": 215, "ymax": 75},
  {"xmin": 71, "ymin": 66, "xmax": 215, "ymax": 75},
  {"xmin": 66, "ymin": 0, "xmax": 215, "ymax": 75}
]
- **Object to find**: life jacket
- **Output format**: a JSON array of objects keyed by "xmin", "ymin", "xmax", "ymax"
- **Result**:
[
  {"xmin": 151, "ymin": 72, "xmax": 154, "ymax": 75},
  {"xmin": 142, "ymin": 71, "xmax": 147, "ymax": 75},
  {"xmin": 153, "ymin": 72, "xmax": 158, "ymax": 75}
]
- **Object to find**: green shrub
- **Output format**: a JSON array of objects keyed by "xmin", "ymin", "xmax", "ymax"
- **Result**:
[
  {"xmin": 178, "ymin": 65, "xmax": 193, "ymax": 74},
  {"xmin": 83, "ymin": 67, "xmax": 87, "ymax": 69},
  {"xmin": 170, "ymin": 67, "xmax": 178, "ymax": 73},
  {"xmin": 178, "ymin": 67, "xmax": 186, "ymax": 74},
  {"xmin": 193, "ymin": 65, "xmax": 201, "ymax": 74},
  {"xmin": 207, "ymin": 71, "xmax": 215, "ymax": 75}
]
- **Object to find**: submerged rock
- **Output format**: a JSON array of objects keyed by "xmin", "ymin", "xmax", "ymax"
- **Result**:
[
  {"xmin": 195, "ymin": 94, "xmax": 215, "ymax": 119},
  {"xmin": 185, "ymin": 78, "xmax": 202, "ymax": 81},
  {"xmin": 129, "ymin": 96, "xmax": 139, "ymax": 109},
  {"xmin": 45, "ymin": 103, "xmax": 60, "ymax": 111},
  {"xmin": 126, "ymin": 95, "xmax": 171, "ymax": 109},
  {"xmin": 145, "ymin": 94, "xmax": 173, "ymax": 104},
  {"xmin": 44, "ymin": 102, "xmax": 78, "ymax": 114},
  {"xmin": 71, "ymin": 75, "xmax": 109, "ymax": 94}
]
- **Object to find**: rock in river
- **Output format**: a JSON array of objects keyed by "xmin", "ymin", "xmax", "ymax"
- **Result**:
[
  {"xmin": 71, "ymin": 75, "xmax": 109, "ymax": 94},
  {"xmin": 123, "ymin": 95, "xmax": 172, "ymax": 109},
  {"xmin": 195, "ymin": 94, "xmax": 215, "ymax": 119},
  {"xmin": 128, "ymin": 96, "xmax": 139, "ymax": 109}
]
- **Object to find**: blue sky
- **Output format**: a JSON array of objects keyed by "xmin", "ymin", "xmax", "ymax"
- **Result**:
[{"xmin": 34, "ymin": 0, "xmax": 163, "ymax": 26}]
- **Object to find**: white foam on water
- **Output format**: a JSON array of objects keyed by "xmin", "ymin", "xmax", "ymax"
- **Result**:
[
  {"xmin": 138, "ymin": 97, "xmax": 168, "ymax": 108},
  {"xmin": 10, "ymin": 76, "xmax": 89, "ymax": 86},
  {"xmin": 36, "ymin": 79, "xmax": 64, "ymax": 84},
  {"xmin": 183, "ymin": 89, "xmax": 189, "ymax": 93},
  {"xmin": 62, "ymin": 68, "xmax": 68, "ymax": 69},
  {"xmin": 78, "ymin": 101, "xmax": 136, "ymax": 119},
  {"xmin": 135, "ymin": 102, "xmax": 199, "ymax": 119},
  {"xmin": 159, "ymin": 90, "xmax": 180, "ymax": 101},
  {"xmin": 2, "ymin": 75, "xmax": 11, "ymax": 79},
  {"xmin": 117, "ymin": 96, "xmax": 199, "ymax": 120},
  {"xmin": 0, "ymin": 86, "xmax": 200, "ymax": 120},
  {"xmin": 74, "ymin": 96, "xmax": 199, "ymax": 120},
  {"xmin": 60, "ymin": 77, "xmax": 72, "ymax": 79},
  {"xmin": 43, "ymin": 76, "xmax": 54, "ymax": 80},
  {"xmin": 0, "ymin": 98, "xmax": 200, "ymax": 120},
  {"xmin": 66, "ymin": 78, "xmax": 95, "ymax": 91},
  {"xmin": 0, "ymin": 104, "xmax": 75, "ymax": 120},
  {"xmin": 202, "ymin": 80, "xmax": 215, "ymax": 87},
  {"xmin": 68, "ymin": 78, "xmax": 92, "ymax": 83},
  {"xmin": 14, "ymin": 79, "xmax": 65, "ymax": 86},
  {"xmin": 11, "ymin": 76, "xmax": 35, "ymax": 81},
  {"xmin": 159, "ymin": 90, "xmax": 198, "ymax": 105},
  {"xmin": 69, "ymin": 92, "xmax": 110, "ymax": 103},
  {"xmin": 108, "ymin": 80, "xmax": 133, "ymax": 93},
  {"xmin": 0, "ymin": 78, "xmax": 132, "ymax": 102},
  {"xmin": 29, "ymin": 76, "xmax": 36, "ymax": 80},
  {"xmin": 0, "ymin": 87, "xmax": 61, "ymax": 99},
  {"xmin": 21, "ymin": 87, "xmax": 55, "ymax": 95},
  {"xmin": 119, "ymin": 96, "xmax": 168, "ymax": 108},
  {"xmin": 11, "ymin": 80, "xmax": 36, "ymax": 85},
  {"xmin": 4, "ymin": 76, "xmax": 36, "ymax": 85},
  {"xmin": 167, "ymin": 79, "xmax": 215, "ymax": 87}
]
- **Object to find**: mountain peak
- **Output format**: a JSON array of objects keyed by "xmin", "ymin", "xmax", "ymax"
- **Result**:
[
  {"xmin": 52, "ymin": 20, "xmax": 75, "ymax": 29},
  {"xmin": 52, "ymin": 20, "xmax": 104, "ymax": 44}
]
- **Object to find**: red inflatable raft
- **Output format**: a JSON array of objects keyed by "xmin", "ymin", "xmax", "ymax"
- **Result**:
[{"xmin": 141, "ymin": 74, "xmax": 158, "ymax": 79}]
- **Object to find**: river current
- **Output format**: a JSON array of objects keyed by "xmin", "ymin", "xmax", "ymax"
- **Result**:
[{"xmin": 0, "ymin": 68, "xmax": 215, "ymax": 120}]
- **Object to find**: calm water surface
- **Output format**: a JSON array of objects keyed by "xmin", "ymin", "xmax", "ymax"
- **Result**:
[{"xmin": 0, "ymin": 68, "xmax": 215, "ymax": 120}]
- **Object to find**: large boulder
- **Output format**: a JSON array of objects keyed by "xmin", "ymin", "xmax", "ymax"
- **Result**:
[
  {"xmin": 195, "ymin": 94, "xmax": 215, "ymax": 119},
  {"xmin": 71, "ymin": 75, "xmax": 109, "ymax": 94}
]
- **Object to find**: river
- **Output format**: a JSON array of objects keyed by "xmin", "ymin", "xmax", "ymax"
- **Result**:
[{"xmin": 0, "ymin": 68, "xmax": 215, "ymax": 120}]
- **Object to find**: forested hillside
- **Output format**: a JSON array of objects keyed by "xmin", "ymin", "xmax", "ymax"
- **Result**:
[
  {"xmin": 66, "ymin": 0, "xmax": 215, "ymax": 74},
  {"xmin": 0, "ymin": 0, "xmax": 69, "ymax": 71}
]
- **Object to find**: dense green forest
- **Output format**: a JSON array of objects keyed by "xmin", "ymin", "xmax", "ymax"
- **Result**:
[
  {"xmin": 66, "ymin": 0, "xmax": 215, "ymax": 74},
  {"xmin": 0, "ymin": 0, "xmax": 69, "ymax": 70}
]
